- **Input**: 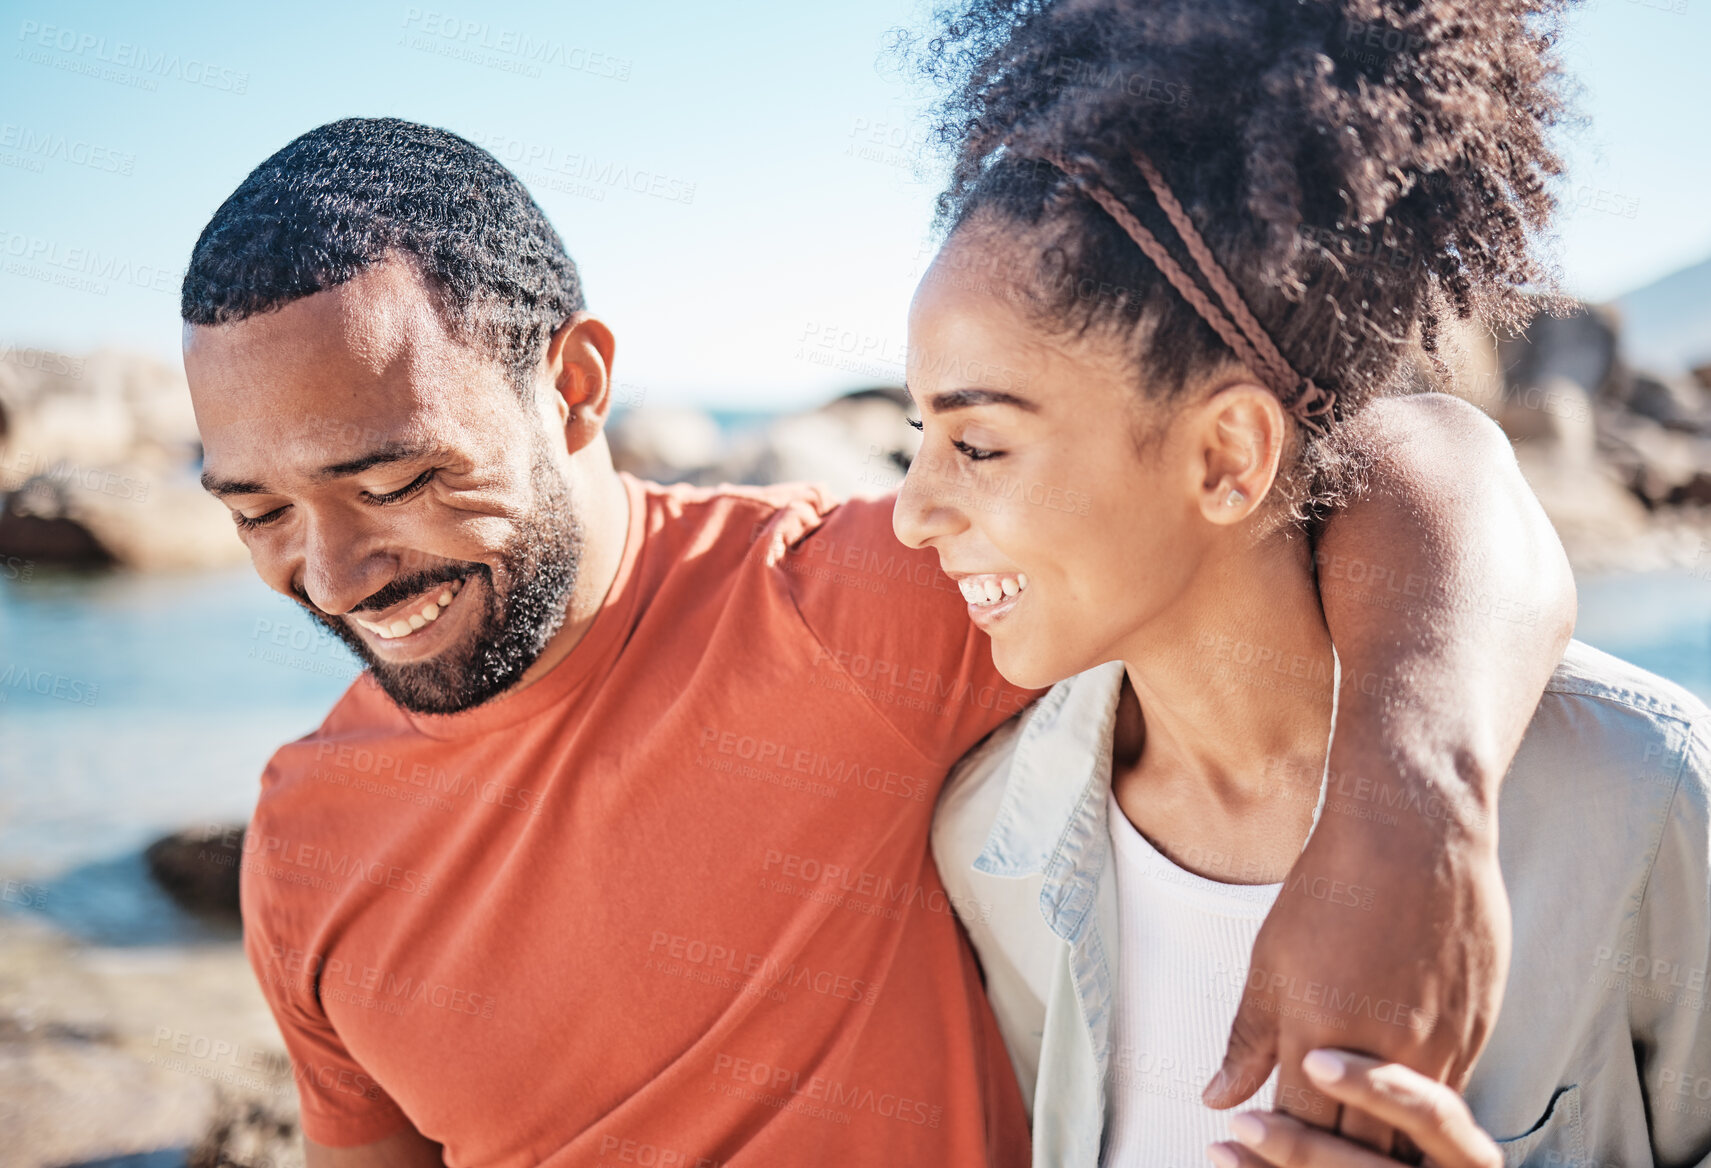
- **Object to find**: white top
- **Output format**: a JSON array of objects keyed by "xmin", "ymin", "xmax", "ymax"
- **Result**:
[
  {"xmin": 1100, "ymin": 656, "xmax": 1335, "ymax": 1165},
  {"xmin": 1100, "ymin": 790, "xmax": 1281, "ymax": 1166}
]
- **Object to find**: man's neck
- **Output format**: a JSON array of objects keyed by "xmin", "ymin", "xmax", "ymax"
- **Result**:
[{"xmin": 512, "ymin": 458, "xmax": 632, "ymax": 694}]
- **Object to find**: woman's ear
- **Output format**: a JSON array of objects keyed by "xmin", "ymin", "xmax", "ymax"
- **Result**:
[{"xmin": 1193, "ymin": 380, "xmax": 1286, "ymax": 525}]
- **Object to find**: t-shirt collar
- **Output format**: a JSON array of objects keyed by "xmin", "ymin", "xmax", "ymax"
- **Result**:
[{"xmin": 399, "ymin": 472, "xmax": 648, "ymax": 740}]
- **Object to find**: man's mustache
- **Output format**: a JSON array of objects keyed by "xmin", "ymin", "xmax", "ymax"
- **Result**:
[{"xmin": 290, "ymin": 562, "xmax": 488, "ymax": 616}]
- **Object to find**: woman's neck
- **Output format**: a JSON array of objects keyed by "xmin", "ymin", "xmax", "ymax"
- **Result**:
[{"xmin": 1109, "ymin": 530, "xmax": 1336, "ymax": 884}]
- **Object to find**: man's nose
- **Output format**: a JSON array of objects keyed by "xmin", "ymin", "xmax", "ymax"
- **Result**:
[
  {"xmin": 892, "ymin": 449, "xmax": 967, "ymax": 550},
  {"xmin": 297, "ymin": 513, "xmax": 395, "ymax": 616}
]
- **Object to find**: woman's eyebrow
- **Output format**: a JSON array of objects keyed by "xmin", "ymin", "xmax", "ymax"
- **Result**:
[{"xmin": 924, "ymin": 388, "xmax": 1039, "ymax": 413}]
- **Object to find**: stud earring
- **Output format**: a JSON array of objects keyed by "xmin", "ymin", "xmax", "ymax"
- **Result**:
[{"xmin": 1225, "ymin": 487, "xmax": 1246, "ymax": 508}]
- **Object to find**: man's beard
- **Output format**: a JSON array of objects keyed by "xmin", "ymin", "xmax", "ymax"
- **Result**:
[{"xmin": 299, "ymin": 442, "xmax": 585, "ymax": 715}]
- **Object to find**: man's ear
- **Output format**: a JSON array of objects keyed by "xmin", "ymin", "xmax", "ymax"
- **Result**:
[
  {"xmin": 541, "ymin": 314, "xmax": 617, "ymax": 453},
  {"xmin": 1193, "ymin": 380, "xmax": 1286, "ymax": 525}
]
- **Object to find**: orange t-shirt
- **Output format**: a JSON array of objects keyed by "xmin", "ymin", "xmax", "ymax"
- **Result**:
[{"xmin": 242, "ymin": 474, "xmax": 1037, "ymax": 1167}]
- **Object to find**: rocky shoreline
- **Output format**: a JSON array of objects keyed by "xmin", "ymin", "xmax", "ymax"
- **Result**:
[
  {"xmin": 5, "ymin": 302, "xmax": 1711, "ymax": 578},
  {"xmin": 0, "ymin": 908, "xmax": 301, "ymax": 1168}
]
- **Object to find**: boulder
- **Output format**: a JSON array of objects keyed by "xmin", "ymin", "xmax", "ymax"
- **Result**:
[
  {"xmin": 1600, "ymin": 414, "xmax": 1711, "ymax": 509},
  {"xmin": 608, "ymin": 388, "xmax": 922, "ymax": 499},
  {"xmin": 1511, "ymin": 436, "xmax": 1653, "ymax": 568},
  {"xmin": 0, "ymin": 459, "xmax": 247, "ymax": 571},
  {"xmin": 0, "ymin": 347, "xmax": 200, "ymax": 474},
  {"xmin": 0, "ymin": 349, "xmax": 247, "ymax": 570},
  {"xmin": 1496, "ymin": 303, "xmax": 1623, "ymax": 402},
  {"xmin": 706, "ymin": 388, "xmax": 919, "ymax": 497},
  {"xmin": 144, "ymin": 828, "xmax": 245, "ymax": 921},
  {"xmin": 188, "ymin": 1097, "xmax": 302, "ymax": 1168},
  {"xmin": 605, "ymin": 405, "xmax": 724, "ymax": 483},
  {"xmin": 1625, "ymin": 372, "xmax": 1711, "ymax": 433}
]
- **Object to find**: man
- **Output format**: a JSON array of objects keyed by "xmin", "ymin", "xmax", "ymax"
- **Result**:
[{"xmin": 184, "ymin": 118, "xmax": 1572, "ymax": 1167}]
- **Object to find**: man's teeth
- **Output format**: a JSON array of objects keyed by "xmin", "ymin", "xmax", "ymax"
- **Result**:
[
  {"xmin": 355, "ymin": 578, "xmax": 465, "ymax": 640},
  {"xmin": 958, "ymin": 573, "xmax": 1028, "ymax": 607}
]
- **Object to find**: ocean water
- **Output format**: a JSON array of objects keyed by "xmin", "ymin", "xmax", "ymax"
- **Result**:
[{"xmin": 0, "ymin": 564, "xmax": 1707, "ymax": 944}]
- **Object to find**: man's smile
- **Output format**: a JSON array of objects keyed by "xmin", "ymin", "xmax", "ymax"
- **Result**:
[{"xmin": 348, "ymin": 574, "xmax": 475, "ymax": 654}]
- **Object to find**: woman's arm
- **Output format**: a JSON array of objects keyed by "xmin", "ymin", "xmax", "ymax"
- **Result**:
[{"xmin": 1205, "ymin": 393, "xmax": 1576, "ymax": 1148}]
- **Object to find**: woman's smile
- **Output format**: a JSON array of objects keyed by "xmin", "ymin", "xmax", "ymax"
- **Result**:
[{"xmin": 949, "ymin": 569, "xmax": 1029, "ymax": 629}]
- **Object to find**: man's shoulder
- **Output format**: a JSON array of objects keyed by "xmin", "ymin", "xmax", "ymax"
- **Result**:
[
  {"xmin": 257, "ymin": 674, "xmax": 410, "ymax": 797},
  {"xmin": 1515, "ymin": 639, "xmax": 1710, "ymax": 813},
  {"xmin": 628, "ymin": 476, "xmax": 944, "ymax": 592},
  {"xmin": 764, "ymin": 486, "xmax": 970, "ymax": 614},
  {"xmin": 634, "ymin": 475, "xmax": 838, "ymax": 548}
]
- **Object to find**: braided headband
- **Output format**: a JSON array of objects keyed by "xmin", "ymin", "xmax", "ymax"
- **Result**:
[{"xmin": 1028, "ymin": 149, "xmax": 1336, "ymax": 435}]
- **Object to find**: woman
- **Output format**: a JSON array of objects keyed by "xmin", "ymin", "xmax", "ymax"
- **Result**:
[{"xmin": 893, "ymin": 0, "xmax": 1711, "ymax": 1165}]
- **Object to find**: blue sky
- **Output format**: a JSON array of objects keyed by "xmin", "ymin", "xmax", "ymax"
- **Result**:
[{"xmin": 1, "ymin": 0, "xmax": 1706, "ymax": 409}]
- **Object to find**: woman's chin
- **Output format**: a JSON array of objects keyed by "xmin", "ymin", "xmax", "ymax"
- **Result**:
[{"xmin": 990, "ymin": 638, "xmax": 1074, "ymax": 693}]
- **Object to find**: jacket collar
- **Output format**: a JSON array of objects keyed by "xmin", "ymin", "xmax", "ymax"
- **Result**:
[{"xmin": 974, "ymin": 661, "xmax": 1126, "ymax": 941}]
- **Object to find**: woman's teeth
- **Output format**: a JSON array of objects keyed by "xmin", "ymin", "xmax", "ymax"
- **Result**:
[
  {"xmin": 355, "ymin": 578, "xmax": 465, "ymax": 640},
  {"xmin": 958, "ymin": 573, "xmax": 1028, "ymax": 607}
]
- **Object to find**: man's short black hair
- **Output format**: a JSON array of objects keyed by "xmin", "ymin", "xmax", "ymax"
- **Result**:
[{"xmin": 181, "ymin": 116, "xmax": 584, "ymax": 398}]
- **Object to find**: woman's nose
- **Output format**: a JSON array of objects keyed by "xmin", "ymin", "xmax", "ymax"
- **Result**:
[{"xmin": 893, "ymin": 449, "xmax": 967, "ymax": 550}]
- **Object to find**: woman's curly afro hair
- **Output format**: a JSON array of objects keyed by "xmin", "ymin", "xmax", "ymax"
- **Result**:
[{"xmin": 899, "ymin": 0, "xmax": 1575, "ymax": 519}]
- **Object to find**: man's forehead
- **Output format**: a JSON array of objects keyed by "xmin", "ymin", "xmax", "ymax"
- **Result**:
[
  {"xmin": 185, "ymin": 261, "xmax": 455, "ymax": 384},
  {"xmin": 186, "ymin": 298, "xmax": 505, "ymax": 494}
]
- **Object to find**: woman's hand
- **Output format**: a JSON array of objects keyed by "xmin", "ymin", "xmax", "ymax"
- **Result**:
[{"xmin": 1208, "ymin": 1049, "xmax": 1502, "ymax": 1168}]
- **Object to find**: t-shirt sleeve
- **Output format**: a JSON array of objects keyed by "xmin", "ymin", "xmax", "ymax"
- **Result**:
[
  {"xmin": 780, "ymin": 492, "xmax": 1041, "ymax": 771},
  {"xmin": 241, "ymin": 806, "xmax": 413, "ymax": 1148}
]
